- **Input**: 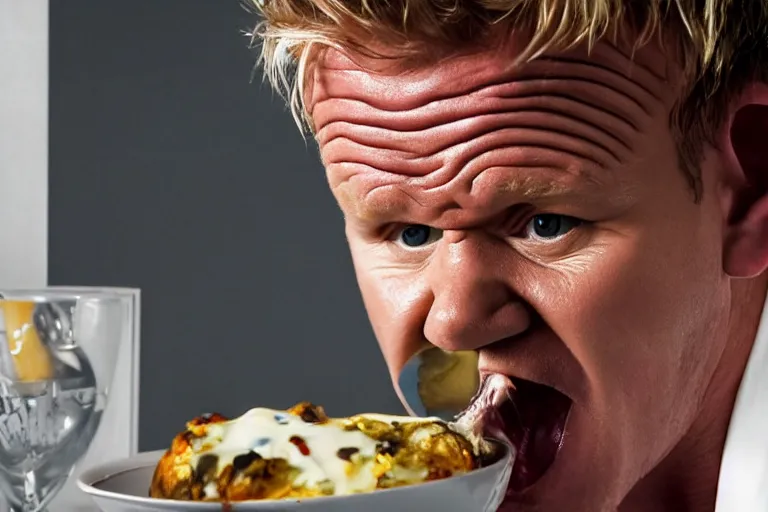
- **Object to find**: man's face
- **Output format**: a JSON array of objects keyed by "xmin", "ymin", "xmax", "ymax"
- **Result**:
[{"xmin": 309, "ymin": 37, "xmax": 734, "ymax": 510}]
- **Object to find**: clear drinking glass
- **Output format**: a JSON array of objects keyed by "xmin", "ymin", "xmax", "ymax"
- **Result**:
[{"xmin": 0, "ymin": 287, "xmax": 137, "ymax": 512}]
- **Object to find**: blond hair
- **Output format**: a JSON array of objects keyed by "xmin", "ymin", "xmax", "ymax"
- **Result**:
[{"xmin": 250, "ymin": 0, "xmax": 768, "ymax": 196}]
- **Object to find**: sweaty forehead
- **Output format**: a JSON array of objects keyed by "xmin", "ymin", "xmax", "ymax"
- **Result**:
[{"xmin": 308, "ymin": 35, "xmax": 681, "ymax": 225}]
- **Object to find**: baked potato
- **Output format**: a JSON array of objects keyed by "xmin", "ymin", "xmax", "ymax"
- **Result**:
[{"xmin": 149, "ymin": 402, "xmax": 482, "ymax": 502}]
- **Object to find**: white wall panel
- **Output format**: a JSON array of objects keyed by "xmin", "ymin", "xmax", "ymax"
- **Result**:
[{"xmin": 0, "ymin": 0, "xmax": 48, "ymax": 288}]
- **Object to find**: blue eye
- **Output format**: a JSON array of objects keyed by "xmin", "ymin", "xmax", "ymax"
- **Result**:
[
  {"xmin": 398, "ymin": 225, "xmax": 440, "ymax": 248},
  {"xmin": 527, "ymin": 215, "xmax": 581, "ymax": 239}
]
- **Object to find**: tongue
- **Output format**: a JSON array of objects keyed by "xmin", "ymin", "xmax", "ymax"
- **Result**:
[
  {"xmin": 454, "ymin": 374, "xmax": 571, "ymax": 492},
  {"xmin": 501, "ymin": 379, "xmax": 571, "ymax": 491}
]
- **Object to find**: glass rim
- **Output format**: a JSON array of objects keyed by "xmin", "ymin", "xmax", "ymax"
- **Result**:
[{"xmin": 0, "ymin": 286, "xmax": 140, "ymax": 302}]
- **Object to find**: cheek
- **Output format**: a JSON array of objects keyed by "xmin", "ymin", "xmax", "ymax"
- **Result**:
[
  {"xmin": 347, "ymin": 237, "xmax": 431, "ymax": 381},
  {"xmin": 525, "ymin": 204, "xmax": 730, "ymax": 476},
  {"xmin": 569, "ymin": 238, "xmax": 723, "ymax": 403}
]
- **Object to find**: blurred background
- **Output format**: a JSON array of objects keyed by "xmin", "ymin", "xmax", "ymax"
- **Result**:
[{"xmin": 2, "ymin": 0, "xmax": 403, "ymax": 453}]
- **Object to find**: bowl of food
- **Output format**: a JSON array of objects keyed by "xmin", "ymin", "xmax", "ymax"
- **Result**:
[{"xmin": 77, "ymin": 398, "xmax": 513, "ymax": 511}]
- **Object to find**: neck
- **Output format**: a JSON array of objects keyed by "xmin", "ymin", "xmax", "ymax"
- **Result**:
[{"xmin": 619, "ymin": 274, "xmax": 768, "ymax": 512}]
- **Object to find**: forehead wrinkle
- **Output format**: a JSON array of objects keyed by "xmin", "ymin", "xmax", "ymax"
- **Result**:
[
  {"xmin": 308, "ymin": 34, "xmax": 678, "ymax": 123},
  {"xmin": 309, "ymin": 45, "xmax": 515, "ymax": 114},
  {"xmin": 325, "ymin": 112, "xmax": 633, "ymax": 223},
  {"xmin": 318, "ymin": 96, "xmax": 632, "ymax": 166},
  {"xmin": 324, "ymin": 138, "xmax": 622, "ymax": 221},
  {"xmin": 311, "ymin": 63, "xmax": 651, "ymax": 134},
  {"xmin": 321, "ymin": 136, "xmax": 442, "ymax": 178},
  {"xmin": 316, "ymin": 74, "xmax": 649, "ymax": 186},
  {"xmin": 332, "ymin": 168, "xmax": 418, "ymax": 223},
  {"xmin": 316, "ymin": 40, "xmax": 665, "ymax": 228},
  {"xmin": 311, "ymin": 59, "xmax": 662, "ymax": 161},
  {"xmin": 334, "ymin": 155, "xmax": 625, "ymax": 227}
]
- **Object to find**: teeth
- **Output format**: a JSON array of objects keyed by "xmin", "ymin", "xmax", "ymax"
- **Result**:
[{"xmin": 451, "ymin": 374, "xmax": 516, "ymax": 457}]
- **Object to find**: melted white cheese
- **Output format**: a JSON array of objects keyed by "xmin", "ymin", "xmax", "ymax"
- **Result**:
[
  {"xmin": 189, "ymin": 408, "xmax": 445, "ymax": 498},
  {"xmin": 203, "ymin": 482, "xmax": 219, "ymax": 499}
]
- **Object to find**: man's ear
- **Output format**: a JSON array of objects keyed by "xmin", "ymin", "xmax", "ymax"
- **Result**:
[{"xmin": 719, "ymin": 83, "xmax": 768, "ymax": 278}]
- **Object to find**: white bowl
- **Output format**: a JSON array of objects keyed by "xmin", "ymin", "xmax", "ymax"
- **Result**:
[{"xmin": 77, "ymin": 447, "xmax": 512, "ymax": 512}]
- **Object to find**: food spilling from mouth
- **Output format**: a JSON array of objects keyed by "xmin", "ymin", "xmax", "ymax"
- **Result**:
[
  {"xmin": 457, "ymin": 373, "xmax": 572, "ymax": 492},
  {"xmin": 149, "ymin": 402, "xmax": 505, "ymax": 502}
]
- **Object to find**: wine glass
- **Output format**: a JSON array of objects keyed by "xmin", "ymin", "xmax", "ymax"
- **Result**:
[{"xmin": 0, "ymin": 287, "xmax": 136, "ymax": 512}]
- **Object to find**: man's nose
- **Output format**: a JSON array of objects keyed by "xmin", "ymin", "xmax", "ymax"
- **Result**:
[{"xmin": 423, "ymin": 231, "xmax": 531, "ymax": 351}]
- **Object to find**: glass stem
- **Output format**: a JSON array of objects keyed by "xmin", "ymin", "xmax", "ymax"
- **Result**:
[{"xmin": 21, "ymin": 469, "xmax": 43, "ymax": 512}]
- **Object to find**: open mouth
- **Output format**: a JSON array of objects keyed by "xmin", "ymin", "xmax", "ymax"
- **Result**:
[{"xmin": 457, "ymin": 373, "xmax": 572, "ymax": 492}]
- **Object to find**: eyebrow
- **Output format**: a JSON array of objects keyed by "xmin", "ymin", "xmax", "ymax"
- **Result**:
[
  {"xmin": 336, "ymin": 162, "xmax": 625, "ymax": 225},
  {"xmin": 474, "ymin": 166, "xmax": 618, "ymax": 209}
]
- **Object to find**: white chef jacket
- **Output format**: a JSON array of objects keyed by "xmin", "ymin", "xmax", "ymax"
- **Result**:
[{"xmin": 715, "ymin": 291, "xmax": 768, "ymax": 511}]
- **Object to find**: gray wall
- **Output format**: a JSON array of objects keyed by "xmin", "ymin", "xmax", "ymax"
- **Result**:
[{"xmin": 48, "ymin": 0, "xmax": 403, "ymax": 452}]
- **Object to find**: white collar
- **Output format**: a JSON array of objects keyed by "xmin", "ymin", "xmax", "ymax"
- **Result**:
[{"xmin": 715, "ymin": 289, "xmax": 768, "ymax": 511}]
